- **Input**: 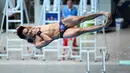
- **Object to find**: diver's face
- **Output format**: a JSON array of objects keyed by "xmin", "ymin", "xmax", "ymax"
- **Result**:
[{"xmin": 22, "ymin": 28, "xmax": 29, "ymax": 36}]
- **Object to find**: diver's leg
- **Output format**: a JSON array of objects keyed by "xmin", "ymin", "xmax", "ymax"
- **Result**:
[
  {"xmin": 63, "ymin": 25, "xmax": 104, "ymax": 38},
  {"xmin": 62, "ymin": 11, "xmax": 111, "ymax": 27}
]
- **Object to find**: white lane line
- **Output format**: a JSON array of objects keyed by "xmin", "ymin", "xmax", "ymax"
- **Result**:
[{"xmin": 0, "ymin": 60, "xmax": 119, "ymax": 65}]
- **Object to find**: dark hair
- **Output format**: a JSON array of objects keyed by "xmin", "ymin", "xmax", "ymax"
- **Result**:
[
  {"xmin": 17, "ymin": 26, "xmax": 26, "ymax": 39},
  {"xmin": 67, "ymin": 0, "xmax": 72, "ymax": 2}
]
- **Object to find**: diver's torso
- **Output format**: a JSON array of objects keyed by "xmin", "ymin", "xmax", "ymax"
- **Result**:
[{"xmin": 39, "ymin": 23, "xmax": 60, "ymax": 39}]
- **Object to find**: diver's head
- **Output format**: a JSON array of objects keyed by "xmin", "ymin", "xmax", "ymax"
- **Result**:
[
  {"xmin": 16, "ymin": 26, "xmax": 29, "ymax": 39},
  {"xmin": 16, "ymin": 26, "xmax": 35, "ymax": 43}
]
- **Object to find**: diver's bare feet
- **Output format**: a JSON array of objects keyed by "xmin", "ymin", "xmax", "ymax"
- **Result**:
[
  {"xmin": 100, "ymin": 11, "xmax": 111, "ymax": 19},
  {"xmin": 99, "ymin": 11, "xmax": 112, "ymax": 27}
]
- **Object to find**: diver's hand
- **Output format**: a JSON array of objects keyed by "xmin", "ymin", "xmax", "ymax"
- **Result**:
[{"xmin": 35, "ymin": 43, "xmax": 43, "ymax": 49}]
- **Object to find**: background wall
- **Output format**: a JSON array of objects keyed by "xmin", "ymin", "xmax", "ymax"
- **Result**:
[
  {"xmin": 0, "ymin": 0, "xmax": 111, "ymax": 25},
  {"xmin": 34, "ymin": 0, "xmax": 111, "ymax": 24},
  {"xmin": 99, "ymin": 0, "xmax": 111, "ymax": 12}
]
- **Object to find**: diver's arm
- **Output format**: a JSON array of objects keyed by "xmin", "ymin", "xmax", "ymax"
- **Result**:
[
  {"xmin": 33, "ymin": 35, "xmax": 45, "ymax": 49},
  {"xmin": 34, "ymin": 34, "xmax": 52, "ymax": 49},
  {"xmin": 35, "ymin": 41, "xmax": 46, "ymax": 49},
  {"xmin": 40, "ymin": 33, "xmax": 52, "ymax": 42}
]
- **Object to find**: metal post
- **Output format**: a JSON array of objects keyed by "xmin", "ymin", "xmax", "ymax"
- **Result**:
[
  {"xmin": 86, "ymin": 49, "xmax": 90, "ymax": 73},
  {"xmin": 24, "ymin": 1, "xmax": 30, "ymax": 24},
  {"xmin": 6, "ymin": 0, "xmax": 9, "ymax": 60},
  {"xmin": 102, "ymin": 50, "xmax": 106, "ymax": 73}
]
